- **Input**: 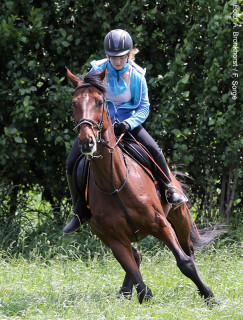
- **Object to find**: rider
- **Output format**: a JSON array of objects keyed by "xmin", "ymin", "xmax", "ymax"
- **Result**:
[{"xmin": 64, "ymin": 29, "xmax": 186, "ymax": 234}]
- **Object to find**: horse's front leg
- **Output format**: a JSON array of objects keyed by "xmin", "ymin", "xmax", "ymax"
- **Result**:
[
  {"xmin": 119, "ymin": 246, "xmax": 142, "ymax": 299},
  {"xmin": 110, "ymin": 241, "xmax": 152, "ymax": 304}
]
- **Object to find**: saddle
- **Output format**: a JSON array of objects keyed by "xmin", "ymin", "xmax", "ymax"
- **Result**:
[
  {"xmin": 118, "ymin": 138, "xmax": 156, "ymax": 175},
  {"xmin": 119, "ymin": 138, "xmax": 162, "ymax": 200},
  {"xmin": 72, "ymin": 138, "xmax": 161, "ymax": 223}
]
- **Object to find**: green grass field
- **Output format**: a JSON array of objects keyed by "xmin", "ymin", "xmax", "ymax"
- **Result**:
[{"xmin": 0, "ymin": 237, "xmax": 242, "ymax": 320}]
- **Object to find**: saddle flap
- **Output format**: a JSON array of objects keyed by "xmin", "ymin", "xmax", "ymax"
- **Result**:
[
  {"xmin": 72, "ymin": 154, "xmax": 90, "ymax": 204},
  {"xmin": 119, "ymin": 138, "xmax": 155, "ymax": 172}
]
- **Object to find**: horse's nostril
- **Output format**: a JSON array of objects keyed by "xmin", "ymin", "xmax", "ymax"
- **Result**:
[
  {"xmin": 80, "ymin": 136, "xmax": 95, "ymax": 153},
  {"xmin": 88, "ymin": 137, "xmax": 94, "ymax": 147}
]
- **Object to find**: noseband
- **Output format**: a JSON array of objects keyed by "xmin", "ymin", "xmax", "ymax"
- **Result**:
[
  {"xmin": 72, "ymin": 82, "xmax": 139, "ymax": 240},
  {"xmin": 73, "ymin": 83, "xmax": 108, "ymax": 142}
]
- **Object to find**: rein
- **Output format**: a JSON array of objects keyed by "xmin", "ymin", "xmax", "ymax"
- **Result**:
[
  {"xmin": 91, "ymin": 152, "xmax": 140, "ymax": 241},
  {"xmin": 73, "ymin": 82, "xmax": 141, "ymax": 241}
]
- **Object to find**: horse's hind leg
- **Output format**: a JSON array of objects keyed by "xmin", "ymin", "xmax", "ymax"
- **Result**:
[
  {"xmin": 152, "ymin": 214, "xmax": 215, "ymax": 301},
  {"xmin": 120, "ymin": 246, "xmax": 142, "ymax": 298},
  {"xmin": 109, "ymin": 241, "xmax": 152, "ymax": 304}
]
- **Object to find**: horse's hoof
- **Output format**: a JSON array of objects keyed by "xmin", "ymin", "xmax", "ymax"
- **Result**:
[
  {"xmin": 138, "ymin": 287, "xmax": 153, "ymax": 304},
  {"xmin": 205, "ymin": 296, "xmax": 221, "ymax": 307},
  {"xmin": 119, "ymin": 287, "xmax": 133, "ymax": 299}
]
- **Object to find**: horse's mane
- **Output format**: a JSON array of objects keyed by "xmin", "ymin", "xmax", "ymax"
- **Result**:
[{"xmin": 79, "ymin": 72, "xmax": 106, "ymax": 94}]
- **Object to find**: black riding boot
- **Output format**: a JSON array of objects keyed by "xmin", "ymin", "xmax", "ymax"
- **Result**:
[
  {"xmin": 63, "ymin": 175, "xmax": 92, "ymax": 234},
  {"xmin": 154, "ymin": 152, "xmax": 186, "ymax": 207},
  {"xmin": 63, "ymin": 175, "xmax": 81, "ymax": 234}
]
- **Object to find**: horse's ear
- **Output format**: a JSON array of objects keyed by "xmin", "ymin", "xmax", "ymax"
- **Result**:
[
  {"xmin": 66, "ymin": 67, "xmax": 82, "ymax": 88},
  {"xmin": 99, "ymin": 69, "xmax": 106, "ymax": 81}
]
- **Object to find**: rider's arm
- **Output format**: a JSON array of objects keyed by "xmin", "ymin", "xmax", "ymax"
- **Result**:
[{"xmin": 125, "ymin": 77, "xmax": 150, "ymax": 130}]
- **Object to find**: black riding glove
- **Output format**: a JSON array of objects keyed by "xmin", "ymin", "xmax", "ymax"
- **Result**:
[{"xmin": 114, "ymin": 121, "xmax": 131, "ymax": 137}]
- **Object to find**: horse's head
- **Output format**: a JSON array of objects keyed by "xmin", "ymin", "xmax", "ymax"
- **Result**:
[{"xmin": 67, "ymin": 68, "xmax": 108, "ymax": 155}]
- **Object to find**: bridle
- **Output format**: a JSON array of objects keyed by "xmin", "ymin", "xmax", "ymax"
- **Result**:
[
  {"xmin": 73, "ymin": 83, "xmax": 123, "ymax": 152},
  {"xmin": 71, "ymin": 82, "xmax": 140, "ymax": 241},
  {"xmin": 73, "ymin": 83, "xmax": 108, "ymax": 144}
]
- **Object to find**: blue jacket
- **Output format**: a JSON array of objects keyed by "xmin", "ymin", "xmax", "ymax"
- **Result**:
[{"xmin": 90, "ymin": 58, "xmax": 150, "ymax": 130}]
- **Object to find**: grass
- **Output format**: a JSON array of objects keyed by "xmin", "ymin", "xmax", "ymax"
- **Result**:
[{"xmin": 0, "ymin": 239, "xmax": 242, "ymax": 320}]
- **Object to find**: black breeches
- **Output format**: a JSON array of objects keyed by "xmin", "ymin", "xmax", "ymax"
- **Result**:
[
  {"xmin": 66, "ymin": 136, "xmax": 81, "ymax": 176},
  {"xmin": 126, "ymin": 125, "xmax": 162, "ymax": 159}
]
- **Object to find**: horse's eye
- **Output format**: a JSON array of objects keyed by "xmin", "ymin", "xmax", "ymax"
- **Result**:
[{"xmin": 98, "ymin": 100, "xmax": 103, "ymax": 107}]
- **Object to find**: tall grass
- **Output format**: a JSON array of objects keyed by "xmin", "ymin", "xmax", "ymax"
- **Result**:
[
  {"xmin": 0, "ymin": 188, "xmax": 242, "ymax": 319},
  {"xmin": 0, "ymin": 237, "xmax": 242, "ymax": 320}
]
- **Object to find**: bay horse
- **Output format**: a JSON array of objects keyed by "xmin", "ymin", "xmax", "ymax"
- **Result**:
[{"xmin": 66, "ymin": 68, "xmax": 223, "ymax": 304}]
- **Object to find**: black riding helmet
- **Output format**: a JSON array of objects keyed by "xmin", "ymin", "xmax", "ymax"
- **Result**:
[{"xmin": 104, "ymin": 29, "xmax": 133, "ymax": 57}]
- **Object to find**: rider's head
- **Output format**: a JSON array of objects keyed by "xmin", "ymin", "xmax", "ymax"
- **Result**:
[{"xmin": 104, "ymin": 29, "xmax": 133, "ymax": 57}]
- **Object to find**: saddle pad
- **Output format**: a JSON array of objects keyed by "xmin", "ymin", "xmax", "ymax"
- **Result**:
[{"xmin": 72, "ymin": 154, "xmax": 90, "ymax": 204}]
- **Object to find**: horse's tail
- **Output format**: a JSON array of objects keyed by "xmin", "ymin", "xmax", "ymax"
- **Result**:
[
  {"xmin": 172, "ymin": 172, "xmax": 228, "ymax": 250},
  {"xmin": 190, "ymin": 222, "xmax": 228, "ymax": 250}
]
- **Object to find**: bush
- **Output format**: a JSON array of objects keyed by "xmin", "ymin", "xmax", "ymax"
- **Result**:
[{"xmin": 0, "ymin": 0, "xmax": 242, "ymax": 235}]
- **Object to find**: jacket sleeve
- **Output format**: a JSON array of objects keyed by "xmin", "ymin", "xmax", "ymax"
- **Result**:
[
  {"xmin": 125, "ymin": 77, "xmax": 150, "ymax": 130},
  {"xmin": 89, "ymin": 59, "xmax": 108, "ymax": 73}
]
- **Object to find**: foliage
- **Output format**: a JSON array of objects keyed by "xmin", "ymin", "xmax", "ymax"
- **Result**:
[
  {"xmin": 0, "ymin": 0, "xmax": 242, "ymax": 227},
  {"xmin": 130, "ymin": 0, "xmax": 242, "ymax": 220}
]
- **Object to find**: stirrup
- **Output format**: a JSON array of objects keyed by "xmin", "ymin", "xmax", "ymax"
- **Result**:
[{"xmin": 165, "ymin": 186, "xmax": 188, "ymax": 209}]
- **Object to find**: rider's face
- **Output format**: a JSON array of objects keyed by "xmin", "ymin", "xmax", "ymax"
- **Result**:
[{"xmin": 109, "ymin": 55, "xmax": 128, "ymax": 70}]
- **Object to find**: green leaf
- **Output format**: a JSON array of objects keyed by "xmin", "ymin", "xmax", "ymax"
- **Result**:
[
  {"xmin": 62, "ymin": 41, "xmax": 70, "ymax": 47},
  {"xmin": 14, "ymin": 136, "xmax": 23, "ymax": 143},
  {"xmin": 23, "ymin": 97, "xmax": 30, "ymax": 107},
  {"xmin": 30, "ymin": 86, "xmax": 37, "ymax": 92},
  {"xmin": 208, "ymin": 119, "xmax": 215, "ymax": 125},
  {"xmin": 20, "ymin": 37, "xmax": 28, "ymax": 43},
  {"xmin": 171, "ymin": 129, "xmax": 181, "ymax": 137},
  {"xmin": 211, "ymin": 86, "xmax": 218, "ymax": 92},
  {"xmin": 67, "ymin": 35, "xmax": 73, "ymax": 42},
  {"xmin": 151, "ymin": 7, "xmax": 158, "ymax": 14},
  {"xmin": 28, "ymin": 61, "xmax": 36, "ymax": 68},
  {"xmin": 60, "ymin": 28, "xmax": 67, "ymax": 37},
  {"xmin": 181, "ymin": 74, "xmax": 190, "ymax": 84},
  {"xmin": 183, "ymin": 128, "xmax": 191, "ymax": 135},
  {"xmin": 183, "ymin": 91, "xmax": 190, "ymax": 97}
]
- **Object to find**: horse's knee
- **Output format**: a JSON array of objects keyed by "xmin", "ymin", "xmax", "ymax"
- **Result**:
[{"xmin": 132, "ymin": 248, "xmax": 142, "ymax": 267}]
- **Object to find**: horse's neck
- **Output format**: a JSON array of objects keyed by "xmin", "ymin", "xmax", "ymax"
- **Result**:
[{"xmin": 90, "ymin": 127, "xmax": 127, "ymax": 190}]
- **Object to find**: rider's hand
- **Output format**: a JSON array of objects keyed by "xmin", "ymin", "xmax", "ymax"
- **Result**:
[{"xmin": 114, "ymin": 121, "xmax": 131, "ymax": 137}]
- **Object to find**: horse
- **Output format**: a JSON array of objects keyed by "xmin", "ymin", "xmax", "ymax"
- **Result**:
[{"xmin": 66, "ymin": 68, "xmax": 225, "ymax": 304}]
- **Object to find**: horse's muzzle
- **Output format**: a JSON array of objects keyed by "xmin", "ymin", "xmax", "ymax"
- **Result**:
[{"xmin": 79, "ymin": 136, "xmax": 97, "ymax": 155}]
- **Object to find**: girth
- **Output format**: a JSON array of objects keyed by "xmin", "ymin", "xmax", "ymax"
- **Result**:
[{"xmin": 73, "ymin": 138, "xmax": 161, "ymax": 240}]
